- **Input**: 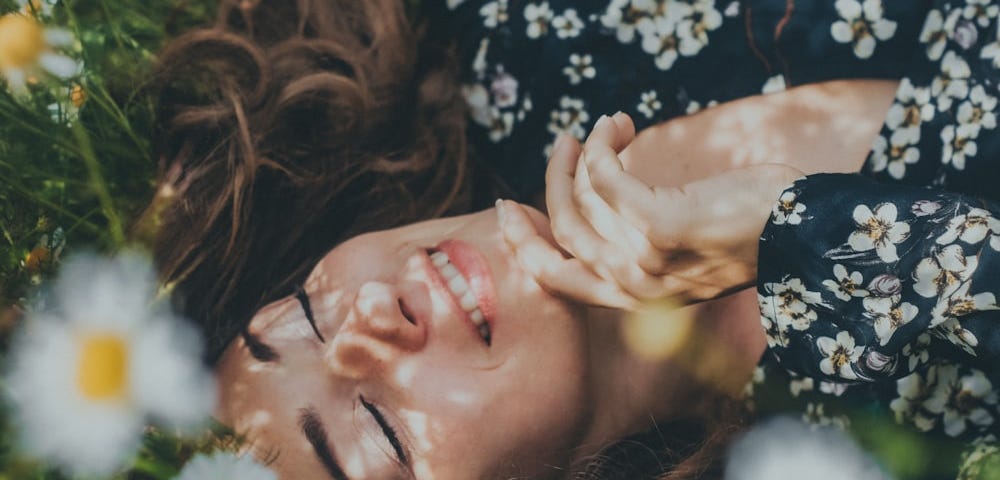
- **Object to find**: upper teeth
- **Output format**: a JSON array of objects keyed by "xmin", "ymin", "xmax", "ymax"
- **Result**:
[{"xmin": 430, "ymin": 251, "xmax": 488, "ymax": 332}]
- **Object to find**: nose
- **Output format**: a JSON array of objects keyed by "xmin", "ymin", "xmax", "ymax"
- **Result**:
[{"xmin": 327, "ymin": 281, "xmax": 428, "ymax": 378}]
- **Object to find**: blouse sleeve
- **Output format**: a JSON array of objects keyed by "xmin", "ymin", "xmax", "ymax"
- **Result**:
[{"xmin": 757, "ymin": 173, "xmax": 1000, "ymax": 384}]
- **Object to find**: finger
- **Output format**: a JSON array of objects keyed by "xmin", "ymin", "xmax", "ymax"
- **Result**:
[
  {"xmin": 609, "ymin": 111, "xmax": 636, "ymax": 148},
  {"xmin": 545, "ymin": 133, "xmax": 616, "ymax": 277},
  {"xmin": 582, "ymin": 139, "xmax": 687, "ymax": 244},
  {"xmin": 573, "ymin": 159, "xmax": 672, "ymax": 276},
  {"xmin": 584, "ymin": 114, "xmax": 631, "ymax": 154},
  {"xmin": 498, "ymin": 200, "xmax": 638, "ymax": 309}
]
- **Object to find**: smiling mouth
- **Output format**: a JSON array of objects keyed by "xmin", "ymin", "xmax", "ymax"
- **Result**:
[{"xmin": 427, "ymin": 248, "xmax": 492, "ymax": 344}]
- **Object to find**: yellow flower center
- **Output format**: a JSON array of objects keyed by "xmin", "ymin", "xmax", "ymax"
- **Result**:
[
  {"xmin": 77, "ymin": 334, "xmax": 129, "ymax": 401},
  {"xmin": 0, "ymin": 15, "xmax": 46, "ymax": 69},
  {"xmin": 70, "ymin": 84, "xmax": 86, "ymax": 107}
]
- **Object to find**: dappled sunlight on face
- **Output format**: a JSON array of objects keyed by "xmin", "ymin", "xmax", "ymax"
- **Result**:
[{"xmin": 214, "ymin": 208, "xmax": 601, "ymax": 479}]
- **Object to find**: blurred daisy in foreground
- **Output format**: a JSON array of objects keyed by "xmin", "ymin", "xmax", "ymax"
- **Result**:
[
  {"xmin": 176, "ymin": 452, "xmax": 278, "ymax": 480},
  {"xmin": 0, "ymin": 13, "xmax": 80, "ymax": 95},
  {"xmin": 725, "ymin": 416, "xmax": 890, "ymax": 480},
  {"xmin": 3, "ymin": 251, "xmax": 217, "ymax": 477}
]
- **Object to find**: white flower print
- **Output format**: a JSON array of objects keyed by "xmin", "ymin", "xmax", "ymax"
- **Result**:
[
  {"xmin": 762, "ymin": 74, "xmax": 787, "ymax": 94},
  {"xmin": 525, "ymin": 2, "xmax": 554, "ymax": 39},
  {"xmin": 562, "ymin": 53, "xmax": 596, "ymax": 85},
  {"xmin": 981, "ymin": 30, "xmax": 1000, "ymax": 69},
  {"xmin": 762, "ymin": 277, "xmax": 824, "ymax": 332},
  {"xmin": 941, "ymin": 123, "xmax": 980, "ymax": 170},
  {"xmin": 640, "ymin": 15, "xmax": 682, "ymax": 70},
  {"xmin": 869, "ymin": 134, "xmax": 920, "ymax": 180},
  {"xmin": 490, "ymin": 71, "xmax": 519, "ymax": 108},
  {"xmin": 463, "ymin": 83, "xmax": 493, "ymax": 127},
  {"xmin": 830, "ymin": 0, "xmax": 898, "ymax": 59},
  {"xmin": 547, "ymin": 95, "xmax": 590, "ymax": 140},
  {"xmin": 600, "ymin": 0, "xmax": 647, "ymax": 43},
  {"xmin": 920, "ymin": 9, "xmax": 959, "ymax": 61},
  {"xmin": 771, "ymin": 191, "xmax": 807, "ymax": 225},
  {"xmin": 817, "ymin": 331, "xmax": 864, "ymax": 380},
  {"xmin": 963, "ymin": 0, "xmax": 998, "ymax": 28},
  {"xmin": 930, "ymin": 280, "xmax": 998, "ymax": 329},
  {"xmin": 913, "ymin": 244, "xmax": 979, "ymax": 300},
  {"xmin": 863, "ymin": 296, "xmax": 918, "ymax": 346},
  {"xmin": 924, "ymin": 365, "xmax": 996, "ymax": 437},
  {"xmin": 637, "ymin": 90, "xmax": 662, "ymax": 118},
  {"xmin": 847, "ymin": 203, "xmax": 910, "ymax": 262},
  {"xmin": 790, "ymin": 377, "xmax": 815, "ymax": 397},
  {"xmin": 822, "ymin": 264, "xmax": 868, "ymax": 301},
  {"xmin": 937, "ymin": 207, "xmax": 996, "ymax": 245},
  {"xmin": 868, "ymin": 273, "xmax": 903, "ymax": 297},
  {"xmin": 891, "ymin": 369, "xmax": 938, "ymax": 431},
  {"xmin": 480, "ymin": 0, "xmax": 509, "ymax": 28},
  {"xmin": 933, "ymin": 317, "xmax": 979, "ymax": 356},
  {"xmin": 912, "ymin": 200, "xmax": 943, "ymax": 217},
  {"xmin": 957, "ymin": 85, "xmax": 998, "ymax": 131},
  {"xmin": 677, "ymin": 0, "xmax": 723, "ymax": 56},
  {"xmin": 552, "ymin": 9, "xmax": 584, "ymax": 39},
  {"xmin": 685, "ymin": 99, "xmax": 718, "ymax": 114},
  {"xmin": 885, "ymin": 78, "xmax": 935, "ymax": 145},
  {"xmin": 932, "ymin": 51, "xmax": 971, "ymax": 112},
  {"xmin": 471, "ymin": 38, "xmax": 490, "ymax": 77},
  {"xmin": 487, "ymin": 107, "xmax": 514, "ymax": 142},
  {"xmin": 902, "ymin": 333, "xmax": 932, "ymax": 371}
]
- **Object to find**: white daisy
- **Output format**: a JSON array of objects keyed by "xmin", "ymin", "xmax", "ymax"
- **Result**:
[
  {"xmin": 902, "ymin": 333, "xmax": 931, "ymax": 370},
  {"xmin": 176, "ymin": 452, "xmax": 278, "ymax": 480},
  {"xmin": 869, "ymin": 134, "xmax": 920, "ymax": 180},
  {"xmin": 562, "ymin": 53, "xmax": 595, "ymax": 85},
  {"xmin": 761, "ymin": 277, "xmax": 823, "ymax": 331},
  {"xmin": 913, "ymin": 244, "xmax": 979, "ymax": 300},
  {"xmin": 830, "ymin": 0, "xmax": 898, "ymax": 59},
  {"xmin": 0, "ymin": 14, "xmax": 81, "ymax": 96},
  {"xmin": 816, "ymin": 330, "xmax": 864, "ymax": 380},
  {"xmin": 937, "ymin": 207, "xmax": 996, "ymax": 245},
  {"xmin": 920, "ymin": 9, "xmax": 957, "ymax": 61},
  {"xmin": 726, "ymin": 416, "xmax": 890, "ymax": 480},
  {"xmin": 4, "ymin": 251, "xmax": 216, "ymax": 477},
  {"xmin": 637, "ymin": 90, "xmax": 662, "ymax": 118},
  {"xmin": 847, "ymin": 203, "xmax": 910, "ymax": 262},
  {"xmin": 930, "ymin": 281, "xmax": 998, "ymax": 329},
  {"xmin": 524, "ymin": 2, "xmax": 554, "ymax": 39},
  {"xmin": 547, "ymin": 95, "xmax": 590, "ymax": 140},
  {"xmin": 933, "ymin": 317, "xmax": 979, "ymax": 356},
  {"xmin": 941, "ymin": 123, "xmax": 980, "ymax": 170},
  {"xmin": 932, "ymin": 51, "xmax": 971, "ymax": 112},
  {"xmin": 677, "ymin": 0, "xmax": 723, "ymax": 56},
  {"xmin": 924, "ymin": 365, "xmax": 996, "ymax": 437},
  {"xmin": 963, "ymin": 0, "xmax": 998, "ymax": 28},
  {"xmin": 600, "ymin": 0, "xmax": 652, "ymax": 43},
  {"xmin": 957, "ymin": 85, "xmax": 998, "ymax": 131},
  {"xmin": 822, "ymin": 264, "xmax": 868, "ymax": 302},
  {"xmin": 479, "ymin": 0, "xmax": 509, "ymax": 28},
  {"xmin": 885, "ymin": 78, "xmax": 934, "ymax": 145},
  {"xmin": 863, "ymin": 296, "xmax": 917, "ymax": 346},
  {"xmin": 639, "ymin": 15, "xmax": 681, "ymax": 70},
  {"xmin": 552, "ymin": 8, "xmax": 584, "ymax": 39},
  {"xmin": 771, "ymin": 191, "xmax": 806, "ymax": 225},
  {"xmin": 890, "ymin": 369, "xmax": 938, "ymax": 431}
]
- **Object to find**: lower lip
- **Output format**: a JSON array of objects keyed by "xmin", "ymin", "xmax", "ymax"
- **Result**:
[{"xmin": 434, "ymin": 240, "xmax": 497, "ymax": 336}]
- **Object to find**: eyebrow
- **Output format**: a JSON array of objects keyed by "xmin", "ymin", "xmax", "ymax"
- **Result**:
[{"xmin": 299, "ymin": 406, "xmax": 349, "ymax": 480}]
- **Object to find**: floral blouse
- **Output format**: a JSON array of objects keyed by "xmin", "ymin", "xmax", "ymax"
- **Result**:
[{"xmin": 426, "ymin": 0, "xmax": 999, "ymax": 477}]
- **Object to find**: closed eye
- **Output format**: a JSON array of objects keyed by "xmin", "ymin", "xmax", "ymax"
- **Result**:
[
  {"xmin": 360, "ymin": 396, "xmax": 409, "ymax": 467},
  {"xmin": 296, "ymin": 285, "xmax": 325, "ymax": 343}
]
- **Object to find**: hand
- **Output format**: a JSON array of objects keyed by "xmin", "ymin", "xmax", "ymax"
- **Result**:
[{"xmin": 498, "ymin": 112, "xmax": 804, "ymax": 308}]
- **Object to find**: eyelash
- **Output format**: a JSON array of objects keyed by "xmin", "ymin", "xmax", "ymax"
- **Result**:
[
  {"xmin": 295, "ymin": 285, "xmax": 325, "ymax": 343},
  {"xmin": 360, "ymin": 396, "xmax": 409, "ymax": 466}
]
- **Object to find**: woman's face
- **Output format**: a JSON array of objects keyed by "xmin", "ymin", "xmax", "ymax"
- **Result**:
[{"xmin": 215, "ymin": 206, "xmax": 601, "ymax": 479}]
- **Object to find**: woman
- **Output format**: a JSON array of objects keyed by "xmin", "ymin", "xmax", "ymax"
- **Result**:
[{"xmin": 148, "ymin": 0, "xmax": 985, "ymax": 477}]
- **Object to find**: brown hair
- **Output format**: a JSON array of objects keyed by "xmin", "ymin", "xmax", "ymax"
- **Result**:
[
  {"xmin": 146, "ymin": 1, "xmax": 746, "ymax": 477},
  {"xmin": 145, "ymin": 0, "xmax": 488, "ymax": 363}
]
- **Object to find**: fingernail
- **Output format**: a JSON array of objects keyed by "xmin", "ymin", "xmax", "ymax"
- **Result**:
[
  {"xmin": 595, "ymin": 114, "xmax": 610, "ymax": 129},
  {"xmin": 495, "ymin": 199, "xmax": 507, "ymax": 226}
]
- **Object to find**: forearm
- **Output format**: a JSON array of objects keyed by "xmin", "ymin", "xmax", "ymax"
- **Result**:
[{"xmin": 618, "ymin": 79, "xmax": 898, "ymax": 187}]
